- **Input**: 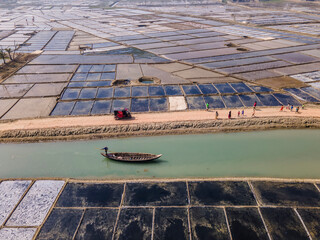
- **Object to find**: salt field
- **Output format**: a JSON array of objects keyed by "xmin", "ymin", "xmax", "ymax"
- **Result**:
[
  {"xmin": 1, "ymin": 1, "xmax": 320, "ymax": 239},
  {"xmin": 1, "ymin": 178, "xmax": 320, "ymax": 240},
  {"xmin": 0, "ymin": 1, "xmax": 320, "ymax": 120}
]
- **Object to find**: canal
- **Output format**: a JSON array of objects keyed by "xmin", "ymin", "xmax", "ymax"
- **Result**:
[{"xmin": 0, "ymin": 129, "xmax": 319, "ymax": 179}]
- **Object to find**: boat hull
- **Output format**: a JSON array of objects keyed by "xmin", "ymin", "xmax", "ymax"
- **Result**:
[{"xmin": 101, "ymin": 152, "xmax": 162, "ymax": 162}]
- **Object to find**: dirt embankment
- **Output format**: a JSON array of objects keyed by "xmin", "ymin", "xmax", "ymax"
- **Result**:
[
  {"xmin": 1, "ymin": 116, "xmax": 319, "ymax": 143},
  {"xmin": 0, "ymin": 53, "xmax": 39, "ymax": 82}
]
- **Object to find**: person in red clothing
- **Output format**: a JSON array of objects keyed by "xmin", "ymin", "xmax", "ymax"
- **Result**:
[
  {"xmin": 280, "ymin": 105, "xmax": 284, "ymax": 111},
  {"xmin": 228, "ymin": 111, "xmax": 231, "ymax": 119},
  {"xmin": 253, "ymin": 101, "xmax": 257, "ymax": 109},
  {"xmin": 117, "ymin": 111, "xmax": 123, "ymax": 118}
]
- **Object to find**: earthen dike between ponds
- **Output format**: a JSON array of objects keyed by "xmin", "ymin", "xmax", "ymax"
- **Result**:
[{"xmin": 1, "ymin": 106, "xmax": 320, "ymax": 142}]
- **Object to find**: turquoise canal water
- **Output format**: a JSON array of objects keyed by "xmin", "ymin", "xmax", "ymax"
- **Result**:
[{"xmin": 0, "ymin": 129, "xmax": 320, "ymax": 179}]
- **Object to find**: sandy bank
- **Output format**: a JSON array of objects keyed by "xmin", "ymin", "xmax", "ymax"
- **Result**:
[{"xmin": 0, "ymin": 107, "xmax": 320, "ymax": 142}]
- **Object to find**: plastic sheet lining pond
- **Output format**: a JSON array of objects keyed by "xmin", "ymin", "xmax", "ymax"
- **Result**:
[
  {"xmin": 198, "ymin": 84, "xmax": 219, "ymax": 95},
  {"xmin": 112, "ymin": 99, "xmax": 131, "ymax": 111},
  {"xmin": 131, "ymin": 98, "xmax": 149, "ymax": 112},
  {"xmin": 164, "ymin": 85, "xmax": 183, "ymax": 96},
  {"xmin": 249, "ymin": 85, "xmax": 273, "ymax": 93},
  {"xmin": 114, "ymin": 87, "xmax": 131, "ymax": 98},
  {"xmin": 222, "ymin": 95, "xmax": 244, "ymax": 108},
  {"xmin": 182, "ymin": 85, "xmax": 202, "ymax": 95},
  {"xmin": 149, "ymin": 98, "xmax": 168, "ymax": 112},
  {"xmin": 71, "ymin": 101, "xmax": 94, "ymax": 115},
  {"xmin": 204, "ymin": 96, "xmax": 226, "ymax": 109},
  {"xmin": 148, "ymin": 86, "xmax": 165, "ymax": 96},
  {"xmin": 230, "ymin": 83, "xmax": 254, "ymax": 93},
  {"xmin": 132, "ymin": 86, "xmax": 149, "ymax": 97},
  {"xmin": 272, "ymin": 93, "xmax": 301, "ymax": 106},
  {"xmin": 186, "ymin": 96, "xmax": 206, "ymax": 109},
  {"xmin": 91, "ymin": 100, "xmax": 112, "ymax": 115},
  {"xmin": 239, "ymin": 94, "xmax": 262, "ymax": 107},
  {"xmin": 61, "ymin": 89, "xmax": 81, "ymax": 100},
  {"xmin": 214, "ymin": 83, "xmax": 236, "ymax": 94},
  {"xmin": 50, "ymin": 81, "xmax": 310, "ymax": 116},
  {"xmin": 300, "ymin": 87, "xmax": 320, "ymax": 100},
  {"xmin": 80, "ymin": 65, "xmax": 114, "ymax": 74},
  {"xmin": 284, "ymin": 88, "xmax": 320, "ymax": 103},
  {"xmin": 87, "ymin": 81, "xmax": 112, "ymax": 87},
  {"xmin": 78, "ymin": 88, "xmax": 98, "ymax": 100},
  {"xmin": 44, "ymin": 31, "xmax": 74, "ymax": 51},
  {"xmin": 96, "ymin": 88, "xmax": 114, "ymax": 99},
  {"xmin": 51, "ymin": 102, "xmax": 76, "ymax": 116},
  {"xmin": 256, "ymin": 94, "xmax": 282, "ymax": 106}
]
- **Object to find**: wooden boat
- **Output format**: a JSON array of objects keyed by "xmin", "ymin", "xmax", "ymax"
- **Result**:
[{"xmin": 101, "ymin": 152, "xmax": 162, "ymax": 162}]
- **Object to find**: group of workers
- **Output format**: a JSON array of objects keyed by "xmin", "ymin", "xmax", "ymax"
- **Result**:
[
  {"xmin": 280, "ymin": 104, "xmax": 304, "ymax": 113},
  {"xmin": 205, "ymin": 101, "xmax": 304, "ymax": 119}
]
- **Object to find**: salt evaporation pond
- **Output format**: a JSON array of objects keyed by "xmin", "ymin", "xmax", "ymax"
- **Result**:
[{"xmin": 0, "ymin": 129, "xmax": 320, "ymax": 179}]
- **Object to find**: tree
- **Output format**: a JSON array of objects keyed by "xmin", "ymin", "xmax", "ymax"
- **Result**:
[
  {"xmin": 13, "ymin": 41, "xmax": 18, "ymax": 60},
  {"xmin": 0, "ymin": 49, "xmax": 6, "ymax": 64},
  {"xmin": 5, "ymin": 48, "xmax": 13, "ymax": 61}
]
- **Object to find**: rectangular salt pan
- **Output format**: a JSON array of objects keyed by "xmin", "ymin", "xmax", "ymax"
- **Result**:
[
  {"xmin": 149, "ymin": 98, "xmax": 168, "ymax": 112},
  {"xmin": 101, "ymin": 72, "xmax": 116, "ymax": 80},
  {"xmin": 284, "ymin": 88, "xmax": 319, "ymax": 103},
  {"xmin": 77, "ymin": 65, "xmax": 92, "ymax": 73},
  {"xmin": 198, "ymin": 84, "xmax": 219, "ymax": 95},
  {"xmin": 0, "ymin": 228, "xmax": 37, "ymax": 240},
  {"xmin": 222, "ymin": 95, "xmax": 244, "ymax": 108},
  {"xmin": 230, "ymin": 83, "xmax": 254, "ymax": 93},
  {"xmin": 6, "ymin": 180, "xmax": 65, "ymax": 226},
  {"xmin": 309, "ymin": 82, "xmax": 320, "ymax": 89},
  {"xmin": 96, "ymin": 88, "xmax": 114, "ymax": 99},
  {"xmin": 214, "ymin": 83, "xmax": 235, "ymax": 94},
  {"xmin": 86, "ymin": 81, "xmax": 112, "ymax": 87},
  {"xmin": 204, "ymin": 96, "xmax": 225, "ymax": 109},
  {"xmin": 132, "ymin": 86, "xmax": 148, "ymax": 97},
  {"xmin": 71, "ymin": 101, "xmax": 94, "ymax": 115},
  {"xmin": 71, "ymin": 73, "xmax": 87, "ymax": 82},
  {"xmin": 182, "ymin": 85, "xmax": 201, "ymax": 95},
  {"xmin": 37, "ymin": 208, "xmax": 84, "ymax": 239},
  {"xmin": 239, "ymin": 95, "xmax": 262, "ymax": 107},
  {"xmin": 291, "ymin": 71, "xmax": 320, "ymax": 83},
  {"xmin": 90, "ymin": 65, "xmax": 105, "ymax": 73},
  {"xmin": 103, "ymin": 65, "xmax": 116, "ymax": 72},
  {"xmin": 86, "ymin": 73, "xmax": 101, "ymax": 81},
  {"xmin": 131, "ymin": 98, "xmax": 149, "ymax": 112},
  {"xmin": 30, "ymin": 55, "xmax": 134, "ymax": 65},
  {"xmin": 186, "ymin": 96, "xmax": 206, "ymax": 109},
  {"xmin": 114, "ymin": 87, "xmax": 131, "ymax": 98},
  {"xmin": 256, "ymin": 94, "xmax": 282, "ymax": 106},
  {"xmin": 112, "ymin": 99, "xmax": 131, "ymax": 111},
  {"xmin": 300, "ymin": 87, "xmax": 320, "ymax": 100},
  {"xmin": 273, "ymin": 93, "xmax": 301, "ymax": 106},
  {"xmin": 91, "ymin": 100, "xmax": 112, "ymax": 115},
  {"xmin": 50, "ymin": 102, "xmax": 75, "ymax": 116},
  {"xmin": 61, "ymin": 89, "xmax": 81, "ymax": 100},
  {"xmin": 68, "ymin": 82, "xmax": 86, "ymax": 88},
  {"xmin": 78, "ymin": 88, "xmax": 98, "ymax": 99},
  {"xmin": 0, "ymin": 181, "xmax": 31, "ymax": 225},
  {"xmin": 164, "ymin": 85, "xmax": 183, "ymax": 96},
  {"xmin": 148, "ymin": 86, "xmax": 165, "ymax": 96},
  {"xmin": 169, "ymin": 96, "xmax": 187, "ymax": 111},
  {"xmin": 0, "ymin": 84, "xmax": 33, "ymax": 98},
  {"xmin": 249, "ymin": 85, "xmax": 273, "ymax": 93}
]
